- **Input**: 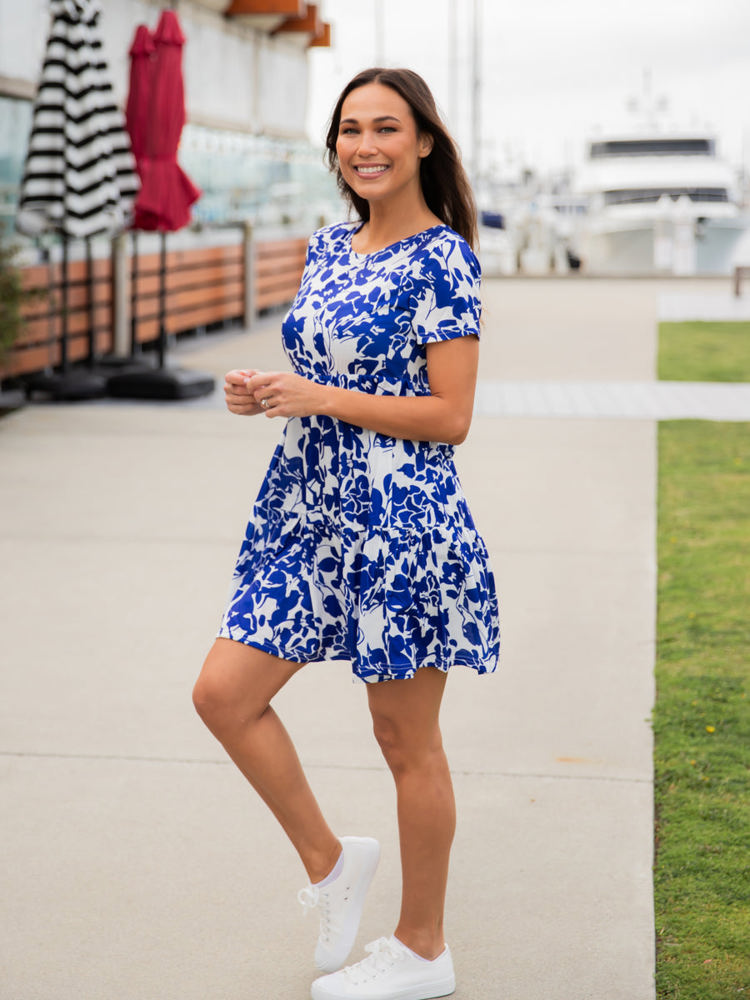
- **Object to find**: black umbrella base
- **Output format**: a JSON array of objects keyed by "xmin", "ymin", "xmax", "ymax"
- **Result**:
[
  {"xmin": 106, "ymin": 366, "xmax": 216, "ymax": 401},
  {"xmin": 93, "ymin": 355, "xmax": 155, "ymax": 376},
  {"xmin": 24, "ymin": 369, "xmax": 108, "ymax": 402}
]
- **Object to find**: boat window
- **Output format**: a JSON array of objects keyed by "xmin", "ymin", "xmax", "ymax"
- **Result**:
[
  {"xmin": 603, "ymin": 188, "xmax": 729, "ymax": 205},
  {"xmin": 591, "ymin": 139, "xmax": 714, "ymax": 158}
]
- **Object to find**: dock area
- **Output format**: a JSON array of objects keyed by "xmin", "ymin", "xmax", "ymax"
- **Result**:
[{"xmin": 1, "ymin": 276, "xmax": 746, "ymax": 999}]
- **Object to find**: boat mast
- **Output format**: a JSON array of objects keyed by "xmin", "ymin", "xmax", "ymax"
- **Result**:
[
  {"xmin": 471, "ymin": 0, "xmax": 482, "ymax": 188},
  {"xmin": 447, "ymin": 0, "xmax": 458, "ymax": 130},
  {"xmin": 374, "ymin": 0, "xmax": 385, "ymax": 64}
]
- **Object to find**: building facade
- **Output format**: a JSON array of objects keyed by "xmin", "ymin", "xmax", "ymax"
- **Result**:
[{"xmin": 0, "ymin": 0, "xmax": 337, "ymax": 232}]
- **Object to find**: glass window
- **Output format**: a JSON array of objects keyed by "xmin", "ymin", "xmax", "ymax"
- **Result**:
[
  {"xmin": 0, "ymin": 95, "xmax": 32, "ymax": 228},
  {"xmin": 179, "ymin": 124, "xmax": 341, "ymax": 230},
  {"xmin": 604, "ymin": 187, "xmax": 729, "ymax": 205},
  {"xmin": 591, "ymin": 138, "xmax": 714, "ymax": 158}
]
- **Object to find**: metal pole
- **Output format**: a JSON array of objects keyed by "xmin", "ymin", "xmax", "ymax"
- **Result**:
[
  {"xmin": 157, "ymin": 231, "xmax": 167, "ymax": 369},
  {"xmin": 85, "ymin": 236, "xmax": 96, "ymax": 366},
  {"xmin": 243, "ymin": 220, "xmax": 256, "ymax": 328},
  {"xmin": 60, "ymin": 234, "xmax": 69, "ymax": 372},
  {"xmin": 447, "ymin": 0, "xmax": 458, "ymax": 130},
  {"xmin": 130, "ymin": 230, "xmax": 139, "ymax": 355},
  {"xmin": 471, "ymin": 0, "xmax": 482, "ymax": 190},
  {"xmin": 111, "ymin": 230, "xmax": 129, "ymax": 357},
  {"xmin": 374, "ymin": 0, "xmax": 384, "ymax": 64}
]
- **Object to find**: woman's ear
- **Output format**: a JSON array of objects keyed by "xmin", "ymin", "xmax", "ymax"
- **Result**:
[{"xmin": 418, "ymin": 132, "xmax": 434, "ymax": 158}]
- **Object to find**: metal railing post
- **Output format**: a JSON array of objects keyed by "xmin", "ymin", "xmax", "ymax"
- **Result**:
[
  {"xmin": 111, "ymin": 231, "xmax": 129, "ymax": 356},
  {"xmin": 243, "ymin": 220, "xmax": 256, "ymax": 328}
]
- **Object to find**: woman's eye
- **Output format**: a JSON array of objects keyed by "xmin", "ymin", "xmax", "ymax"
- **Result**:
[
  {"xmin": 379, "ymin": 126, "xmax": 396, "ymax": 133},
  {"xmin": 340, "ymin": 127, "xmax": 358, "ymax": 136}
]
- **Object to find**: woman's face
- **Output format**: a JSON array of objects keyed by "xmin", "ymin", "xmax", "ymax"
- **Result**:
[{"xmin": 335, "ymin": 82, "xmax": 432, "ymax": 209}]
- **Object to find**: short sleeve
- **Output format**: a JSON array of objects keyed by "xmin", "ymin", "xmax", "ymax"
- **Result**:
[{"xmin": 411, "ymin": 233, "xmax": 481, "ymax": 344}]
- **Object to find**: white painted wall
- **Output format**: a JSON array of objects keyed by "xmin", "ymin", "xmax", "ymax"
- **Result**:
[
  {"xmin": 0, "ymin": 0, "xmax": 49, "ymax": 89},
  {"xmin": 0, "ymin": 0, "xmax": 310, "ymax": 138}
]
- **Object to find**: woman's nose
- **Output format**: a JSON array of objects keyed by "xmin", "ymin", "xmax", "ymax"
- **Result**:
[{"xmin": 356, "ymin": 130, "xmax": 378, "ymax": 155}]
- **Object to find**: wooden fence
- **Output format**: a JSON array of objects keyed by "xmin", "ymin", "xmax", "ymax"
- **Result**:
[{"xmin": 1, "ymin": 231, "xmax": 308, "ymax": 381}]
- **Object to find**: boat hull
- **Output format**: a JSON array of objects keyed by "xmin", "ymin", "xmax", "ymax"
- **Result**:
[{"xmin": 579, "ymin": 215, "xmax": 748, "ymax": 276}]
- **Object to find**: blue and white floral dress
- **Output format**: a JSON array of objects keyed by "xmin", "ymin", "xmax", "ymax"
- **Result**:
[{"xmin": 218, "ymin": 221, "xmax": 500, "ymax": 682}]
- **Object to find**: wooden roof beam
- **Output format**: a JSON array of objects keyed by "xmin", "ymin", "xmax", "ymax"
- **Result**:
[
  {"xmin": 271, "ymin": 2, "xmax": 321, "ymax": 37},
  {"xmin": 225, "ymin": 1, "xmax": 304, "ymax": 14},
  {"xmin": 308, "ymin": 21, "xmax": 331, "ymax": 48},
  {"xmin": 224, "ymin": 0, "xmax": 304, "ymax": 32}
]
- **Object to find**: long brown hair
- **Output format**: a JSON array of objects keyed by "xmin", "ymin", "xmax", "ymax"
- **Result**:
[{"xmin": 325, "ymin": 68, "xmax": 477, "ymax": 249}]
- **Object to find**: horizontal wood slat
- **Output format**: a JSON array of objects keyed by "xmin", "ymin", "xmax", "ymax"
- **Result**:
[{"xmin": 2, "ymin": 234, "xmax": 308, "ymax": 381}]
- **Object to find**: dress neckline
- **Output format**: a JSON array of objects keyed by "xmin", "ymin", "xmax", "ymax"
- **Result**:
[{"xmin": 348, "ymin": 223, "xmax": 448, "ymax": 260}]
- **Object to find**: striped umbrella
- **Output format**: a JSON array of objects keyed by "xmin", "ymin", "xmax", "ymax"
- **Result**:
[
  {"xmin": 17, "ymin": 0, "xmax": 138, "ymax": 240},
  {"xmin": 16, "ymin": 0, "xmax": 139, "ymax": 397}
]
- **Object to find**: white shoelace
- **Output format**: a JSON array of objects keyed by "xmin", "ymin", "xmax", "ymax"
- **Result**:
[
  {"xmin": 298, "ymin": 885, "xmax": 333, "ymax": 942},
  {"xmin": 342, "ymin": 937, "xmax": 405, "ymax": 985},
  {"xmin": 297, "ymin": 884, "xmax": 320, "ymax": 912}
]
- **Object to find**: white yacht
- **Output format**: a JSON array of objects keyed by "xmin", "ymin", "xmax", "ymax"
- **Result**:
[{"xmin": 575, "ymin": 108, "xmax": 748, "ymax": 275}]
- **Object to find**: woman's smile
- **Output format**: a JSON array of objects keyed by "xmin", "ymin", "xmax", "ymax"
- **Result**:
[{"xmin": 353, "ymin": 164, "xmax": 389, "ymax": 176}]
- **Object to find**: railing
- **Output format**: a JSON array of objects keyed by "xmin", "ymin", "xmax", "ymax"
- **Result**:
[
  {"xmin": 6, "ymin": 254, "xmax": 113, "ymax": 377},
  {"xmin": 129, "ymin": 241, "xmax": 245, "ymax": 345},
  {"xmin": 1, "ymin": 228, "xmax": 309, "ymax": 381}
]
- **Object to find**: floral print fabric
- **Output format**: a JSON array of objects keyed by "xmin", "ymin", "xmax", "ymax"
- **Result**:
[{"xmin": 218, "ymin": 222, "xmax": 500, "ymax": 682}]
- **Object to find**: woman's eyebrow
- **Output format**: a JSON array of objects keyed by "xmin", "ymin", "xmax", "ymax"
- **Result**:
[{"xmin": 340, "ymin": 115, "xmax": 402, "ymax": 125}]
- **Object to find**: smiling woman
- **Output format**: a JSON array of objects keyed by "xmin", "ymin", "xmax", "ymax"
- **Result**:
[
  {"xmin": 193, "ymin": 67, "xmax": 499, "ymax": 1000},
  {"xmin": 325, "ymin": 67, "xmax": 477, "ymax": 249},
  {"xmin": 333, "ymin": 86, "xmax": 434, "ymax": 238}
]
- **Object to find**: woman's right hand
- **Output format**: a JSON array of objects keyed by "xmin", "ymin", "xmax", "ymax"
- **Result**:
[{"xmin": 224, "ymin": 369, "xmax": 262, "ymax": 415}]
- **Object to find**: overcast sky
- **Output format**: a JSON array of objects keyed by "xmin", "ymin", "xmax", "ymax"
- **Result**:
[{"xmin": 307, "ymin": 0, "xmax": 750, "ymax": 178}]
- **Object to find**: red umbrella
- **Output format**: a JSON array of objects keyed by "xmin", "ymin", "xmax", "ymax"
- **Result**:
[
  {"xmin": 110, "ymin": 8, "xmax": 211, "ymax": 393},
  {"xmin": 134, "ymin": 9, "xmax": 200, "ymax": 232},
  {"xmin": 125, "ymin": 25, "xmax": 154, "ymax": 166},
  {"xmin": 125, "ymin": 24, "xmax": 157, "ymax": 230}
]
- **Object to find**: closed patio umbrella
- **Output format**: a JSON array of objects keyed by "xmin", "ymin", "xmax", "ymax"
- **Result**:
[
  {"xmin": 108, "ymin": 8, "xmax": 213, "ymax": 400},
  {"xmin": 125, "ymin": 25, "xmax": 154, "ymax": 192},
  {"xmin": 124, "ymin": 23, "xmax": 154, "ymax": 358},
  {"xmin": 16, "ymin": 0, "xmax": 139, "ymax": 399},
  {"xmin": 134, "ymin": 9, "xmax": 201, "ymax": 233}
]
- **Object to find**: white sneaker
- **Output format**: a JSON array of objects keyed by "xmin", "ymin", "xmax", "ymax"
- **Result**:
[
  {"xmin": 310, "ymin": 935, "xmax": 456, "ymax": 1000},
  {"xmin": 298, "ymin": 836, "xmax": 380, "ymax": 973}
]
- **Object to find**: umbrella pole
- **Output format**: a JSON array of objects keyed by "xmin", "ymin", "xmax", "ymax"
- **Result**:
[
  {"xmin": 41, "ymin": 240, "xmax": 55, "ymax": 372},
  {"xmin": 130, "ymin": 230, "xmax": 139, "ymax": 356},
  {"xmin": 157, "ymin": 230, "xmax": 167, "ymax": 369},
  {"xmin": 85, "ymin": 236, "xmax": 96, "ymax": 366},
  {"xmin": 60, "ymin": 234, "xmax": 69, "ymax": 373}
]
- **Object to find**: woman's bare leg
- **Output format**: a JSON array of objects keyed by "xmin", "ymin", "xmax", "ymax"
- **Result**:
[
  {"xmin": 366, "ymin": 667, "xmax": 455, "ymax": 960},
  {"xmin": 193, "ymin": 638, "xmax": 340, "ymax": 883}
]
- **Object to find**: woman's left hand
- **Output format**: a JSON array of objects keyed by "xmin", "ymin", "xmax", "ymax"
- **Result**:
[{"xmin": 244, "ymin": 370, "xmax": 326, "ymax": 419}]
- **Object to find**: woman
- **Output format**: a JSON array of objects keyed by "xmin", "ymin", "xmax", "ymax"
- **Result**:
[{"xmin": 192, "ymin": 67, "xmax": 500, "ymax": 1000}]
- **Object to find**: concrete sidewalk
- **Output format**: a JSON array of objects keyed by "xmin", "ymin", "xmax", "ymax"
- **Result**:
[{"xmin": 0, "ymin": 276, "xmax": 711, "ymax": 999}]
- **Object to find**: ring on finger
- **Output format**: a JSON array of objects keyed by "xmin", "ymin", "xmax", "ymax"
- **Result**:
[{"xmin": 260, "ymin": 397, "xmax": 269, "ymax": 409}]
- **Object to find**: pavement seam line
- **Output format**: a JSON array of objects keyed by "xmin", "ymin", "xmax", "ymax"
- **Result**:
[{"xmin": 0, "ymin": 750, "xmax": 652, "ymax": 783}]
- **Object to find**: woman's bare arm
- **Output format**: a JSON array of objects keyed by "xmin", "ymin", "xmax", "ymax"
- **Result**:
[{"xmin": 232, "ymin": 336, "xmax": 479, "ymax": 446}]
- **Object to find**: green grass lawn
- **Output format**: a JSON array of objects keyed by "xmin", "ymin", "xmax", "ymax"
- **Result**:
[
  {"xmin": 659, "ymin": 322, "xmax": 750, "ymax": 382},
  {"xmin": 655, "ymin": 420, "xmax": 750, "ymax": 998}
]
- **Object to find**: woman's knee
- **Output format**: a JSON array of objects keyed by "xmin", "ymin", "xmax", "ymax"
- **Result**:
[
  {"xmin": 371, "ymin": 711, "xmax": 442, "ymax": 776},
  {"xmin": 371, "ymin": 713, "xmax": 400, "ymax": 768},
  {"xmin": 192, "ymin": 644, "xmax": 259, "ymax": 735},
  {"xmin": 192, "ymin": 659, "xmax": 236, "ymax": 731},
  {"xmin": 368, "ymin": 667, "xmax": 448, "ymax": 774},
  {"xmin": 193, "ymin": 640, "xmax": 299, "ymax": 735}
]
